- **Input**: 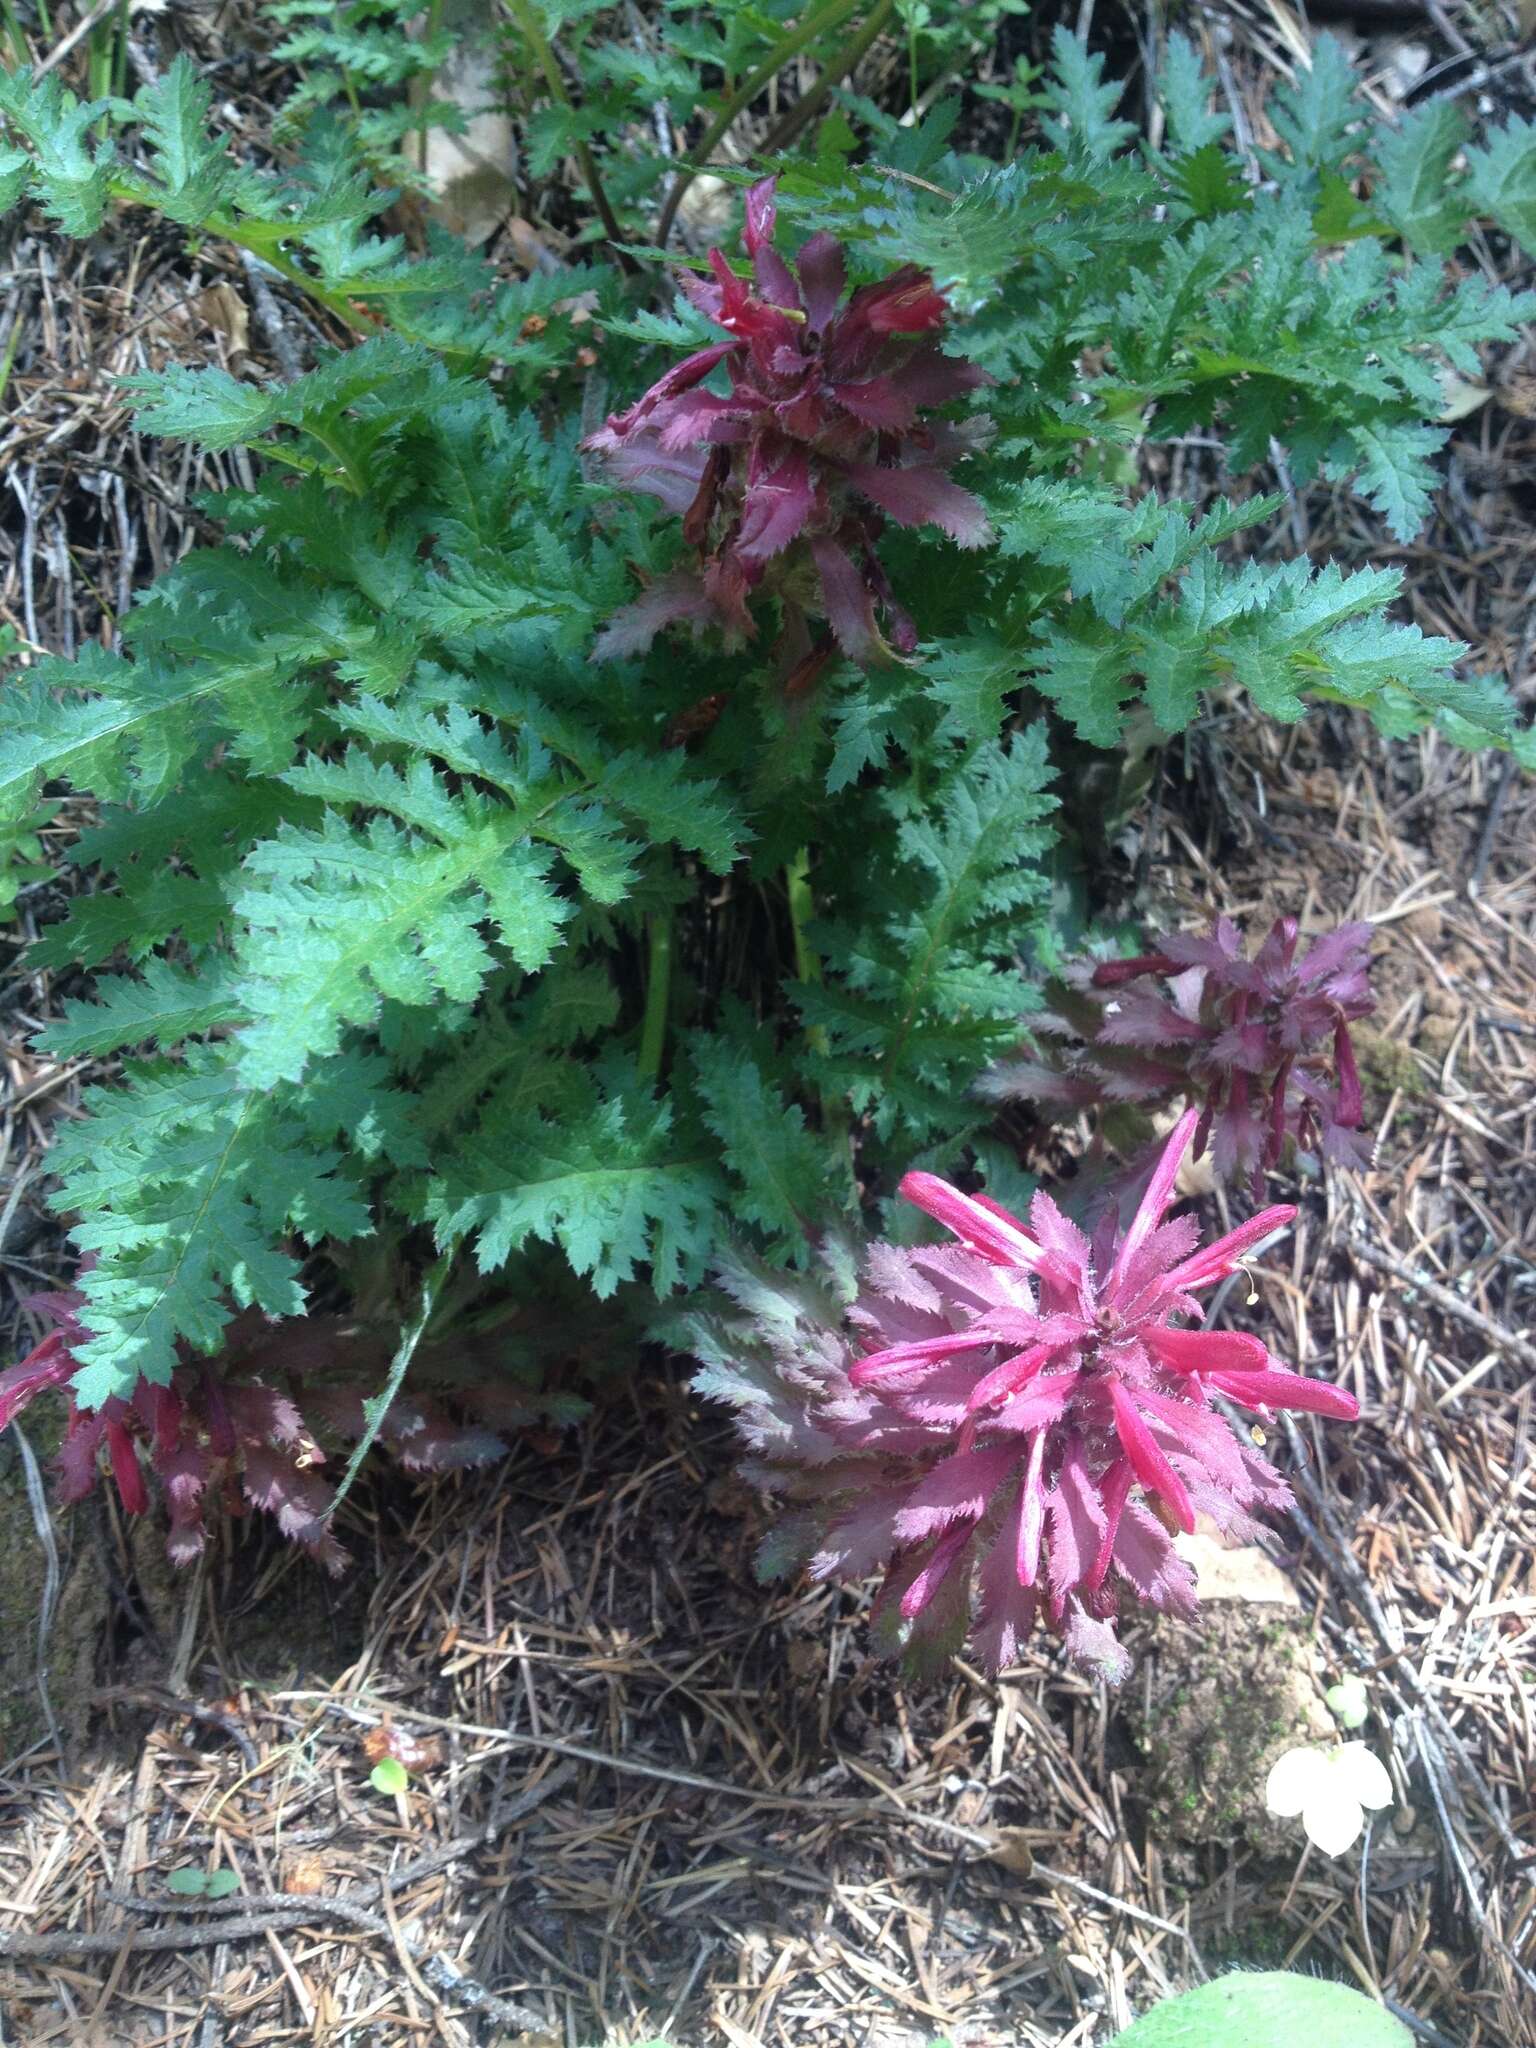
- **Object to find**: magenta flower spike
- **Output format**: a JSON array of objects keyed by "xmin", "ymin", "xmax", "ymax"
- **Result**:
[
  {"xmin": 708, "ymin": 1110, "xmax": 1358, "ymax": 1681},
  {"xmin": 984, "ymin": 914, "xmax": 1377, "ymax": 1197},
  {"xmin": 586, "ymin": 176, "xmax": 992, "ymax": 668}
]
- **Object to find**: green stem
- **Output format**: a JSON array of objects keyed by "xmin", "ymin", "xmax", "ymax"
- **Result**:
[
  {"xmin": 637, "ymin": 908, "xmax": 673, "ymax": 1082},
  {"xmin": 0, "ymin": 0, "xmax": 29, "ymax": 67},
  {"xmin": 656, "ymin": 0, "xmax": 866, "ymax": 247},
  {"xmin": 786, "ymin": 850, "xmax": 855, "ymax": 1186},
  {"xmin": 756, "ymin": 0, "xmax": 896, "ymax": 159},
  {"xmin": 0, "ymin": 302, "xmax": 23, "ymax": 415},
  {"xmin": 786, "ymin": 845, "xmax": 819, "ymax": 989},
  {"xmin": 332, "ymin": 4, "xmax": 364, "ymax": 121},
  {"xmin": 106, "ymin": 170, "xmax": 535, "ymax": 369},
  {"xmin": 416, "ymin": 0, "xmax": 446, "ymax": 176},
  {"xmin": 114, "ymin": 0, "xmax": 130, "ymax": 95},
  {"xmin": 108, "ymin": 177, "xmax": 381, "ymax": 337},
  {"xmin": 503, "ymin": 0, "xmax": 628, "ymax": 261},
  {"xmin": 303, "ymin": 423, "xmax": 368, "ymax": 494}
]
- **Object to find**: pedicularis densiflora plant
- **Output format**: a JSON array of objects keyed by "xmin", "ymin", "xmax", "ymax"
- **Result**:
[{"xmin": 1, "ymin": 21, "xmax": 1531, "ymax": 1667}]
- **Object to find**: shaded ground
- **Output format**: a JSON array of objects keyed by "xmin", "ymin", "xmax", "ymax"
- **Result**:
[
  {"xmin": 4, "ymin": 728, "xmax": 1532, "ymax": 2048},
  {"xmin": 3, "ymin": 0, "xmax": 1536, "ymax": 2043}
]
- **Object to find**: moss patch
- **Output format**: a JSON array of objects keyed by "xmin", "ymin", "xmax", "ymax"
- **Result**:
[
  {"xmin": 1125, "ymin": 1602, "xmax": 1333, "ymax": 1853},
  {"xmin": 0, "ymin": 1442, "xmax": 105, "ymax": 1759},
  {"xmin": 1354, "ymin": 1025, "xmax": 1432, "ymax": 1099}
]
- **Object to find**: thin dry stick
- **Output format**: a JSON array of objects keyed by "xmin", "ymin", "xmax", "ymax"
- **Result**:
[
  {"xmin": 0, "ymin": 1764, "xmax": 577, "ymax": 2026},
  {"xmin": 167, "ymin": 1552, "xmax": 208, "ymax": 1698},
  {"xmin": 1347, "ymin": 1235, "xmax": 1536, "ymax": 1373},
  {"xmin": 281, "ymin": 1691, "xmax": 1210, "ymax": 1974},
  {"xmin": 0, "ymin": 1894, "xmax": 542, "ymax": 2030},
  {"xmin": 111, "ymin": 1763, "xmax": 574, "ymax": 1914},
  {"xmin": 1414, "ymin": 1719, "xmax": 1536, "ymax": 2002},
  {"xmin": 279, "ymin": 1692, "xmax": 865, "ymax": 1809},
  {"xmin": 33, "ymin": 0, "xmax": 118, "ymax": 77},
  {"xmin": 238, "ymin": 250, "xmax": 305, "ymax": 383},
  {"xmin": 1280, "ymin": 1419, "xmax": 1524, "ymax": 1862},
  {"xmin": 1032, "ymin": 1864, "xmax": 1209, "ymax": 1980}
]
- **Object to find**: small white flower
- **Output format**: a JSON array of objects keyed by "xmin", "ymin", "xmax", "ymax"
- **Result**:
[{"xmin": 1265, "ymin": 1741, "xmax": 1393, "ymax": 1857}]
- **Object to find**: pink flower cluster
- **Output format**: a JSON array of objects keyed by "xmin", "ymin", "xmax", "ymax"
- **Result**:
[
  {"xmin": 704, "ymin": 1112, "xmax": 1358, "ymax": 1680},
  {"xmin": 586, "ymin": 177, "xmax": 991, "ymax": 668},
  {"xmin": 0, "ymin": 1295, "xmax": 543, "ymax": 1567},
  {"xmin": 985, "ymin": 915, "xmax": 1375, "ymax": 1197}
]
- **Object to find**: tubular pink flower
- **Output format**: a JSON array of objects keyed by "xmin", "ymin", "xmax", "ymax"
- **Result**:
[
  {"xmin": 708, "ymin": 1116, "xmax": 1360, "ymax": 1681},
  {"xmin": 586, "ymin": 177, "xmax": 991, "ymax": 668},
  {"xmin": 851, "ymin": 1324, "xmax": 1020, "ymax": 1390},
  {"xmin": 1016, "ymin": 1429, "xmax": 1048, "ymax": 1585},
  {"xmin": 0, "ymin": 1329, "xmax": 75, "ymax": 1430},
  {"xmin": 1108, "ymin": 1377, "xmax": 1196, "ymax": 1534},
  {"xmin": 107, "ymin": 1415, "xmax": 149, "ymax": 1516},
  {"xmin": 1107, "ymin": 1105, "xmax": 1200, "ymax": 1292},
  {"xmin": 1201, "ymin": 1367, "xmax": 1360, "ymax": 1418},
  {"xmin": 1092, "ymin": 952, "xmax": 1180, "ymax": 987},
  {"xmin": 897, "ymin": 1171, "xmax": 1049, "ymax": 1271},
  {"xmin": 1161, "ymin": 1205, "xmax": 1297, "ymax": 1292}
]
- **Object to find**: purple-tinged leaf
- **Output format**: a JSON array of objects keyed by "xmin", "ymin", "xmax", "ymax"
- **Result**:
[
  {"xmin": 893, "ymin": 1442, "xmax": 1016, "ymax": 1541},
  {"xmin": 591, "ymin": 574, "xmax": 719, "ymax": 661},
  {"xmin": 736, "ymin": 444, "xmax": 816, "ymax": 563},
  {"xmin": 795, "ymin": 231, "xmax": 846, "ymax": 331},
  {"xmin": 809, "ymin": 534, "xmax": 881, "ymax": 666},
  {"xmin": 843, "ymin": 463, "xmax": 994, "ymax": 546},
  {"xmin": 742, "ymin": 175, "xmax": 777, "ymax": 257},
  {"xmin": 830, "ymin": 377, "xmax": 919, "ymax": 431}
]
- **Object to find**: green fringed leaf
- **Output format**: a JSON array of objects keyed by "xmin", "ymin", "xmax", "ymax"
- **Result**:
[
  {"xmin": 36, "ymin": 956, "xmax": 243, "ymax": 1058},
  {"xmin": 426, "ymin": 1061, "xmax": 726, "ymax": 1297},
  {"xmin": 53, "ymin": 1048, "xmax": 370, "ymax": 1401},
  {"xmin": 688, "ymin": 1026, "xmax": 849, "ymax": 1253}
]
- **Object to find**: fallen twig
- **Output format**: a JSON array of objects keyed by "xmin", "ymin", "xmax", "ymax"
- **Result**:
[
  {"xmin": 1347, "ymin": 1235, "xmax": 1536, "ymax": 1375},
  {"xmin": 1281, "ymin": 1417, "xmax": 1525, "ymax": 1864},
  {"xmin": 1414, "ymin": 1718, "xmax": 1536, "ymax": 2001},
  {"xmin": 238, "ymin": 250, "xmax": 305, "ymax": 384},
  {"xmin": 0, "ymin": 1894, "xmax": 542, "ymax": 2030},
  {"xmin": 0, "ymin": 1763, "xmax": 576, "ymax": 2030}
]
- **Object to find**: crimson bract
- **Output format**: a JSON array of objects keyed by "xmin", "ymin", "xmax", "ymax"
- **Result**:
[
  {"xmin": 986, "ymin": 915, "xmax": 1376, "ymax": 1198},
  {"xmin": 586, "ymin": 176, "xmax": 991, "ymax": 668},
  {"xmin": 0, "ymin": 1293, "xmax": 544, "ymax": 1567}
]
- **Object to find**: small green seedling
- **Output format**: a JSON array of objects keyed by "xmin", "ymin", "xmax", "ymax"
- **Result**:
[
  {"xmin": 166, "ymin": 1867, "xmax": 240, "ymax": 1899},
  {"xmin": 369, "ymin": 1756, "xmax": 410, "ymax": 1796},
  {"xmin": 1326, "ymin": 1676, "xmax": 1370, "ymax": 1728}
]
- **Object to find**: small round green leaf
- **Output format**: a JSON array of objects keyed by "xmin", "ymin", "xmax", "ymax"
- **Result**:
[
  {"xmin": 1326, "ymin": 1676, "xmax": 1370, "ymax": 1729},
  {"xmin": 1112, "ymin": 1972, "xmax": 1413, "ymax": 2047},
  {"xmin": 370, "ymin": 1756, "xmax": 409, "ymax": 1796},
  {"xmin": 166, "ymin": 1867, "xmax": 209, "ymax": 1896},
  {"xmin": 204, "ymin": 1868, "xmax": 241, "ymax": 1898}
]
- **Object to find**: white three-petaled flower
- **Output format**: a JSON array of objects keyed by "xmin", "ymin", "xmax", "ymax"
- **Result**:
[{"xmin": 1265, "ymin": 1741, "xmax": 1393, "ymax": 1856}]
